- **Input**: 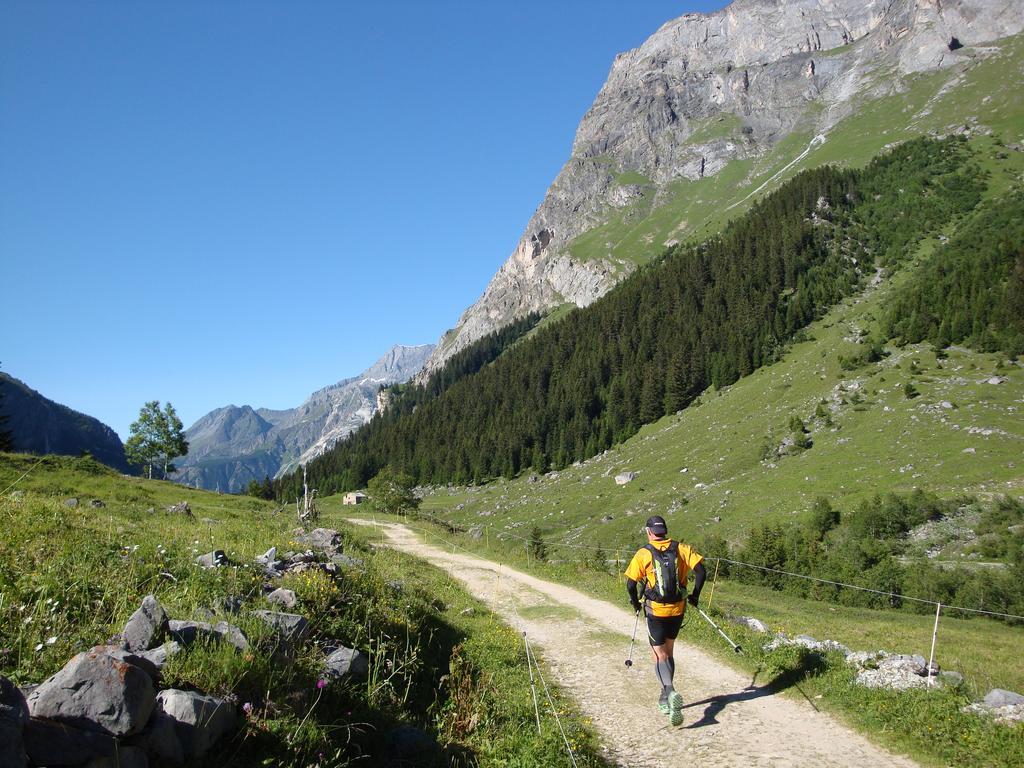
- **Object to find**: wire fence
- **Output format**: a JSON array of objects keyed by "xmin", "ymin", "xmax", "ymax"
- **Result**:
[{"xmin": 413, "ymin": 519, "xmax": 1024, "ymax": 622}]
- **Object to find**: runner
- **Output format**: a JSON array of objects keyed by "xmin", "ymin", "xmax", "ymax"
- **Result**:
[{"xmin": 624, "ymin": 515, "xmax": 706, "ymax": 726}]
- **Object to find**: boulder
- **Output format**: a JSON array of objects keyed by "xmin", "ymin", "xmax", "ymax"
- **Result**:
[
  {"xmin": 27, "ymin": 646, "xmax": 156, "ymax": 736},
  {"xmin": 168, "ymin": 620, "xmax": 248, "ymax": 652},
  {"xmin": 266, "ymin": 588, "xmax": 298, "ymax": 610},
  {"xmin": 90, "ymin": 499, "xmax": 105, "ymax": 508},
  {"xmin": 0, "ymin": 675, "xmax": 29, "ymax": 768},
  {"xmin": 732, "ymin": 616, "xmax": 769, "ymax": 633},
  {"xmin": 323, "ymin": 646, "xmax": 369, "ymax": 681},
  {"xmin": 614, "ymin": 472, "xmax": 637, "ymax": 485},
  {"xmin": 23, "ymin": 718, "xmax": 118, "ymax": 766},
  {"xmin": 983, "ymin": 689, "xmax": 1024, "ymax": 708},
  {"xmin": 133, "ymin": 709, "xmax": 183, "ymax": 765},
  {"xmin": 122, "ymin": 595, "xmax": 169, "ymax": 652},
  {"xmin": 939, "ymin": 670, "xmax": 965, "ymax": 688},
  {"xmin": 135, "ymin": 641, "xmax": 182, "ymax": 673},
  {"xmin": 64, "ymin": 497, "xmax": 79, "ymax": 508},
  {"xmin": 155, "ymin": 689, "xmax": 237, "ymax": 761},
  {"xmin": 251, "ymin": 611, "xmax": 309, "ymax": 646},
  {"xmin": 85, "ymin": 745, "xmax": 149, "ymax": 768},
  {"xmin": 167, "ymin": 501, "xmax": 192, "ymax": 515},
  {"xmin": 294, "ymin": 528, "xmax": 341, "ymax": 551},
  {"xmin": 195, "ymin": 550, "xmax": 229, "ymax": 568},
  {"xmin": 255, "ymin": 546, "xmax": 277, "ymax": 565}
]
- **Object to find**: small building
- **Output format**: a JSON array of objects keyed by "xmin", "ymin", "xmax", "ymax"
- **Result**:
[{"xmin": 343, "ymin": 491, "xmax": 368, "ymax": 506}]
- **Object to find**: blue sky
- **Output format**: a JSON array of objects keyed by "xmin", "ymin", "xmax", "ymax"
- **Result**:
[{"xmin": 1, "ymin": 1, "xmax": 722, "ymax": 439}]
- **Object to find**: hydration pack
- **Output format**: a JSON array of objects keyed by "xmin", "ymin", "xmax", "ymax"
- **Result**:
[{"xmin": 643, "ymin": 541, "xmax": 683, "ymax": 603}]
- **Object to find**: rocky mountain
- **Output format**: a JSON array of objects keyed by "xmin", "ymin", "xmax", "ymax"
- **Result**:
[
  {"xmin": 421, "ymin": 0, "xmax": 1024, "ymax": 376},
  {"xmin": 0, "ymin": 373, "xmax": 130, "ymax": 472},
  {"xmin": 173, "ymin": 344, "xmax": 434, "ymax": 493}
]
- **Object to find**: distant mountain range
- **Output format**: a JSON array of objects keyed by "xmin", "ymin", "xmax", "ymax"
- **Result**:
[
  {"xmin": 173, "ymin": 344, "xmax": 434, "ymax": 493},
  {"xmin": 0, "ymin": 372, "xmax": 130, "ymax": 472}
]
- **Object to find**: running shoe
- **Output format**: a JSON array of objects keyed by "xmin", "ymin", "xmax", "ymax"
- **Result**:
[{"xmin": 668, "ymin": 690, "xmax": 684, "ymax": 726}]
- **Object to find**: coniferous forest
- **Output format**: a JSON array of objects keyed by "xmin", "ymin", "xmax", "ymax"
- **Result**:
[{"xmin": 277, "ymin": 137, "xmax": 1013, "ymax": 499}]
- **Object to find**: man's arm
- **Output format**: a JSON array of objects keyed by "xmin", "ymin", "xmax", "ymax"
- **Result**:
[
  {"xmin": 687, "ymin": 561, "xmax": 706, "ymax": 607},
  {"xmin": 626, "ymin": 578, "xmax": 643, "ymax": 614}
]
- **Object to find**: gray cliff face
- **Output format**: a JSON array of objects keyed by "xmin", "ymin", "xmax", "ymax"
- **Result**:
[
  {"xmin": 422, "ymin": 0, "xmax": 1023, "ymax": 376},
  {"xmin": 173, "ymin": 344, "xmax": 434, "ymax": 493}
]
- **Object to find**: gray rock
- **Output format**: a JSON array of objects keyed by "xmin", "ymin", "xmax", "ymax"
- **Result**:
[
  {"xmin": 0, "ymin": 675, "xmax": 29, "ymax": 768},
  {"xmin": 255, "ymin": 546, "xmax": 277, "ymax": 566},
  {"xmin": 294, "ymin": 527, "xmax": 341, "ymax": 551},
  {"xmin": 135, "ymin": 641, "xmax": 182, "ymax": 673},
  {"xmin": 732, "ymin": 616, "xmax": 768, "ymax": 633},
  {"xmin": 90, "ymin": 499, "xmax": 105, "ymax": 508},
  {"xmin": 23, "ymin": 718, "xmax": 118, "ymax": 766},
  {"xmin": 85, "ymin": 745, "xmax": 149, "ymax": 768},
  {"xmin": 133, "ymin": 709, "xmax": 183, "ymax": 765},
  {"xmin": 251, "ymin": 611, "xmax": 309, "ymax": 646},
  {"xmin": 323, "ymin": 646, "xmax": 369, "ymax": 682},
  {"xmin": 983, "ymin": 688, "xmax": 1024, "ymax": 708},
  {"xmin": 614, "ymin": 472, "xmax": 637, "ymax": 485},
  {"xmin": 27, "ymin": 646, "xmax": 156, "ymax": 736},
  {"xmin": 266, "ymin": 588, "xmax": 298, "ymax": 609},
  {"xmin": 195, "ymin": 550, "xmax": 229, "ymax": 568},
  {"xmin": 155, "ymin": 689, "xmax": 237, "ymax": 760},
  {"xmin": 468, "ymin": 526, "xmax": 483, "ymax": 540},
  {"xmin": 64, "ymin": 497, "xmax": 79, "ymax": 508},
  {"xmin": 122, "ymin": 595, "xmax": 169, "ymax": 652},
  {"xmin": 168, "ymin": 620, "xmax": 248, "ymax": 651}
]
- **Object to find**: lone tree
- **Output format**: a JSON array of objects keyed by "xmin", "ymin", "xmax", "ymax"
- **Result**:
[
  {"xmin": 367, "ymin": 466, "xmax": 420, "ymax": 516},
  {"xmin": 125, "ymin": 401, "xmax": 189, "ymax": 479}
]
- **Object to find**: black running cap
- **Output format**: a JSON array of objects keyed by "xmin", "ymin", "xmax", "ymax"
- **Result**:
[{"xmin": 645, "ymin": 516, "xmax": 668, "ymax": 535}]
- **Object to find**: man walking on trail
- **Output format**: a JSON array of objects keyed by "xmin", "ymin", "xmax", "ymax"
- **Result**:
[{"xmin": 625, "ymin": 515, "xmax": 706, "ymax": 726}]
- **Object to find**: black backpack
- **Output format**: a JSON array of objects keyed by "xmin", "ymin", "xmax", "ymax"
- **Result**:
[{"xmin": 643, "ymin": 541, "xmax": 683, "ymax": 603}]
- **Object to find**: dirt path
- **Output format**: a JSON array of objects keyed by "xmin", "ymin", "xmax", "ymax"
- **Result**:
[{"xmin": 349, "ymin": 519, "xmax": 919, "ymax": 768}]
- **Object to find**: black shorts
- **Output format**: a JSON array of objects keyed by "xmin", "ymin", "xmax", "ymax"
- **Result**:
[{"xmin": 647, "ymin": 612, "xmax": 684, "ymax": 646}]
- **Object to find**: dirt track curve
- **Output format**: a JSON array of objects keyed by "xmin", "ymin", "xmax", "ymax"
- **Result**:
[{"xmin": 349, "ymin": 519, "xmax": 918, "ymax": 768}]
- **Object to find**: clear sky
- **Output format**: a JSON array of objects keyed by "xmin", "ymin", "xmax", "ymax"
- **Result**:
[{"xmin": 1, "ymin": 1, "xmax": 723, "ymax": 439}]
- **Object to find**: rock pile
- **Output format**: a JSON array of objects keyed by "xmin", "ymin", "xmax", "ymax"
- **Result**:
[
  {"xmin": 4, "ymin": 531, "xmax": 373, "ymax": 767},
  {"xmin": 749, "ymin": 620, "xmax": 1024, "ymax": 722}
]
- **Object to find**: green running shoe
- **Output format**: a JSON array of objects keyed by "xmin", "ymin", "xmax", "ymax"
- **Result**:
[{"xmin": 668, "ymin": 691, "xmax": 684, "ymax": 726}]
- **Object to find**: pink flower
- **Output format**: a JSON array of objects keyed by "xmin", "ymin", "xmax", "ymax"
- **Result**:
[
  {"xmin": 316, "ymin": 679, "xmax": 327, "ymax": 690},
  {"xmin": 242, "ymin": 702, "xmax": 253, "ymax": 715}
]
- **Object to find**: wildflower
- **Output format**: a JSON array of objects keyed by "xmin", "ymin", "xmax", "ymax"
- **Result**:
[
  {"xmin": 316, "ymin": 679, "xmax": 327, "ymax": 690},
  {"xmin": 242, "ymin": 702, "xmax": 254, "ymax": 715}
]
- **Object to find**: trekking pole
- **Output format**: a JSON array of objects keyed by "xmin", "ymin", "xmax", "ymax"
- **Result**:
[
  {"xmin": 697, "ymin": 607, "xmax": 743, "ymax": 654},
  {"xmin": 625, "ymin": 608, "xmax": 641, "ymax": 667}
]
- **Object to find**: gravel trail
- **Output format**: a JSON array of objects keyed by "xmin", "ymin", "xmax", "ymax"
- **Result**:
[{"xmin": 349, "ymin": 519, "xmax": 919, "ymax": 768}]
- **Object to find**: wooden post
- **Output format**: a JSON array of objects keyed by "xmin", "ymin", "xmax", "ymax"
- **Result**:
[{"xmin": 927, "ymin": 602, "xmax": 941, "ymax": 688}]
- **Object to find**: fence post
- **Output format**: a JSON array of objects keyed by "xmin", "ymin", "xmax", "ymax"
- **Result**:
[{"xmin": 927, "ymin": 602, "xmax": 941, "ymax": 688}]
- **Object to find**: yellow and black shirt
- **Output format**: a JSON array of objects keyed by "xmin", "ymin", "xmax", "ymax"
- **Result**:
[{"xmin": 624, "ymin": 539, "xmax": 703, "ymax": 618}]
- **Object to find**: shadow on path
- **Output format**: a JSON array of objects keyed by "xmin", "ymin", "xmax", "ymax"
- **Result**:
[{"xmin": 684, "ymin": 652, "xmax": 825, "ymax": 729}]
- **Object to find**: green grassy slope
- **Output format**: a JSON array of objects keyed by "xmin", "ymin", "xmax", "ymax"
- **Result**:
[
  {"xmin": 418, "ymin": 136, "xmax": 1023, "ymax": 548},
  {"xmin": 0, "ymin": 455, "xmax": 606, "ymax": 767},
  {"xmin": 569, "ymin": 34, "xmax": 1024, "ymax": 266}
]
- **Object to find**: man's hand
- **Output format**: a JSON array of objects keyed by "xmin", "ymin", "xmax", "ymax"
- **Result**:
[
  {"xmin": 630, "ymin": 599, "xmax": 643, "ymax": 614},
  {"xmin": 687, "ymin": 594, "xmax": 699, "ymax": 608}
]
